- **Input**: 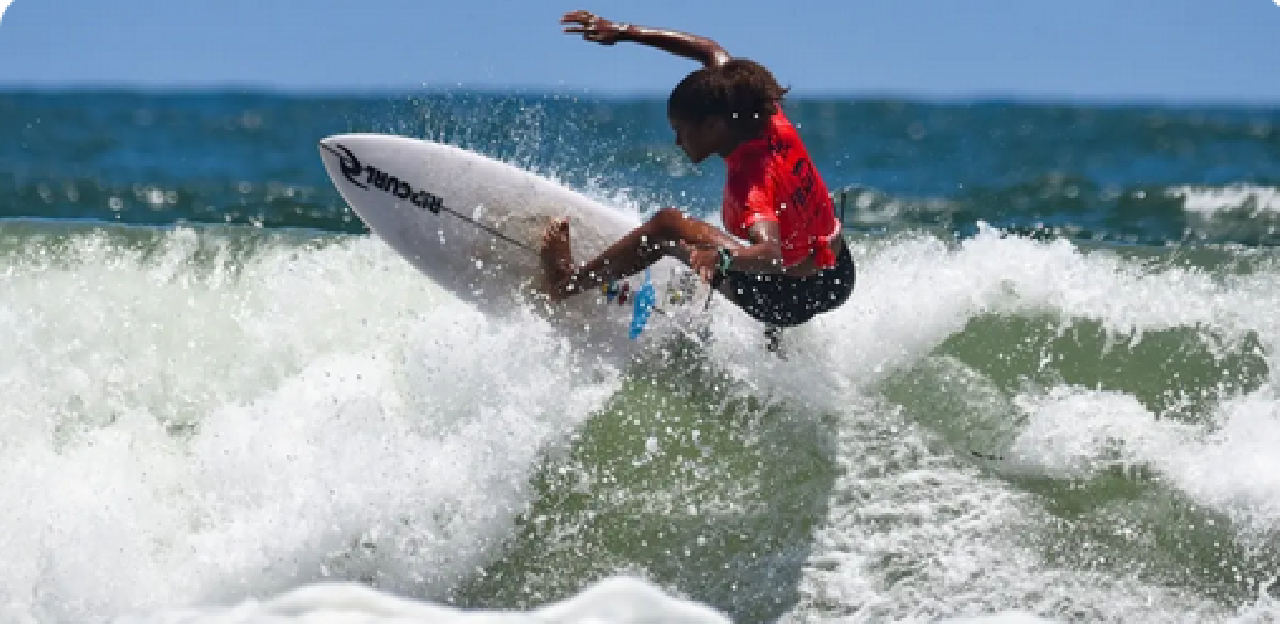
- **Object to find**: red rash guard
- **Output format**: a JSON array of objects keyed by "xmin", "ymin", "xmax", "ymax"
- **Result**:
[{"xmin": 721, "ymin": 111, "xmax": 840, "ymax": 269}]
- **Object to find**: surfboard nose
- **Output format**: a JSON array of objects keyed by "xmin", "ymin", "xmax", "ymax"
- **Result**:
[
  {"xmin": 318, "ymin": 134, "xmax": 378, "ymax": 163},
  {"xmin": 318, "ymin": 136, "xmax": 343, "ymax": 158},
  {"xmin": 318, "ymin": 136, "xmax": 358, "ymax": 167}
]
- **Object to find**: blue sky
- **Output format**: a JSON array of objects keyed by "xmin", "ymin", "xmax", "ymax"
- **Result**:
[{"xmin": 1, "ymin": 0, "xmax": 1278, "ymax": 103}]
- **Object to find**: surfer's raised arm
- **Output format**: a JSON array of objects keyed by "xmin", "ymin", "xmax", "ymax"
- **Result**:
[{"xmin": 561, "ymin": 10, "xmax": 730, "ymax": 69}]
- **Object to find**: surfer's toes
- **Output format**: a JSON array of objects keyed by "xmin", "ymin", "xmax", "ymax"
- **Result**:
[{"xmin": 542, "ymin": 218, "xmax": 568, "ymax": 246}]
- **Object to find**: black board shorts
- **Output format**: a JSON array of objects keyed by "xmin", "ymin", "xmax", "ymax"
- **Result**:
[{"xmin": 719, "ymin": 242, "xmax": 856, "ymax": 328}]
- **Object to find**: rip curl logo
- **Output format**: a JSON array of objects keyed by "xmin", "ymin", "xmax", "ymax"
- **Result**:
[
  {"xmin": 329, "ymin": 144, "xmax": 370, "ymax": 189},
  {"xmin": 325, "ymin": 143, "xmax": 443, "ymax": 214}
]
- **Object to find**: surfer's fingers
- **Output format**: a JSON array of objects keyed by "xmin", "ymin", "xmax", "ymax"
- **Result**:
[
  {"xmin": 564, "ymin": 26, "xmax": 604, "ymax": 42},
  {"xmin": 676, "ymin": 240, "xmax": 704, "ymax": 261},
  {"xmin": 560, "ymin": 10, "xmax": 596, "ymax": 25}
]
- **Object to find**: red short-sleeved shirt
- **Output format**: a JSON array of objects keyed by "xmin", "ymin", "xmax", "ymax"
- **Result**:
[{"xmin": 722, "ymin": 111, "xmax": 840, "ymax": 269}]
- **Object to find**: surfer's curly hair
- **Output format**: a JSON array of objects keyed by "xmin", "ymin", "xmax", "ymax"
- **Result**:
[{"xmin": 667, "ymin": 59, "xmax": 788, "ymax": 137}]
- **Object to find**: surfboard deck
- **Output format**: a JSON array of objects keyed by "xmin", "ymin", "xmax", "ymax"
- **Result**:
[{"xmin": 317, "ymin": 134, "xmax": 706, "ymax": 352}]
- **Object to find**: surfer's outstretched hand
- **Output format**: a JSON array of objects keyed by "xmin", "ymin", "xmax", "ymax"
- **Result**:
[
  {"xmin": 680, "ymin": 241, "xmax": 720, "ymax": 284},
  {"xmin": 561, "ymin": 10, "xmax": 628, "ymax": 45}
]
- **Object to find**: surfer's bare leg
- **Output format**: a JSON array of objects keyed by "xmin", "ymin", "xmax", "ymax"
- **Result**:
[{"xmin": 541, "ymin": 208, "xmax": 738, "ymax": 300}]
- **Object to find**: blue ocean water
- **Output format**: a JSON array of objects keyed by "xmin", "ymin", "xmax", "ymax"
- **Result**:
[{"xmin": 3, "ymin": 89, "xmax": 1280, "ymax": 623}]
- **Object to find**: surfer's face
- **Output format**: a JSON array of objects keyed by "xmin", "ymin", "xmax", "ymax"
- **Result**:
[{"xmin": 669, "ymin": 115, "xmax": 723, "ymax": 164}]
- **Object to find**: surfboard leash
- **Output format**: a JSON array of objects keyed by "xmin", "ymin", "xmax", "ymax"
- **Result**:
[{"xmin": 441, "ymin": 207, "xmax": 540, "ymax": 255}]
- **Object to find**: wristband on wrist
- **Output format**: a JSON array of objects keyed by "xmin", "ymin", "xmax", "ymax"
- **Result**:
[{"xmin": 716, "ymin": 247, "xmax": 734, "ymax": 274}]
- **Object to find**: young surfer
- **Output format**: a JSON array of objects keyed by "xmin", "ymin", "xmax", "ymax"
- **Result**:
[{"xmin": 542, "ymin": 10, "xmax": 855, "ymax": 330}]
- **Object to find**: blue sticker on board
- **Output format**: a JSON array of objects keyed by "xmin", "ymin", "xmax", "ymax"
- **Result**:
[{"xmin": 629, "ymin": 270, "xmax": 656, "ymax": 339}]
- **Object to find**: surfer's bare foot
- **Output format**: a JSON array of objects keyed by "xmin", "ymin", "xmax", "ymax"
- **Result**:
[{"xmin": 540, "ymin": 218, "xmax": 575, "ymax": 299}]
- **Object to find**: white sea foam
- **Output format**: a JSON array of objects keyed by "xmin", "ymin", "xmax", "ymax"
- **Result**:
[
  {"xmin": 7, "ymin": 223, "xmax": 1280, "ymax": 621},
  {"xmin": 117, "ymin": 577, "xmax": 730, "ymax": 624},
  {"xmin": 0, "ymin": 230, "xmax": 620, "ymax": 621},
  {"xmin": 1169, "ymin": 184, "xmax": 1280, "ymax": 218},
  {"xmin": 995, "ymin": 382, "xmax": 1280, "ymax": 539},
  {"xmin": 783, "ymin": 226, "xmax": 1280, "ymax": 621}
]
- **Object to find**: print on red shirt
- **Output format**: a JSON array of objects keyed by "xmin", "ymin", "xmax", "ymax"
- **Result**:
[{"xmin": 722, "ymin": 111, "xmax": 840, "ymax": 268}]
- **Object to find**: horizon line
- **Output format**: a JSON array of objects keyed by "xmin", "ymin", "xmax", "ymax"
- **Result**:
[{"xmin": 1, "ymin": 81, "xmax": 1278, "ymax": 109}]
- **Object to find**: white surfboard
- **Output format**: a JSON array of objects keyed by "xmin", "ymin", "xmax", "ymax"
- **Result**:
[{"xmin": 317, "ymin": 134, "xmax": 704, "ymax": 353}]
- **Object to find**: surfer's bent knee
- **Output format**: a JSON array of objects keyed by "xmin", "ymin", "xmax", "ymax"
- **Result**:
[{"xmin": 648, "ymin": 207, "xmax": 686, "ymax": 234}]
